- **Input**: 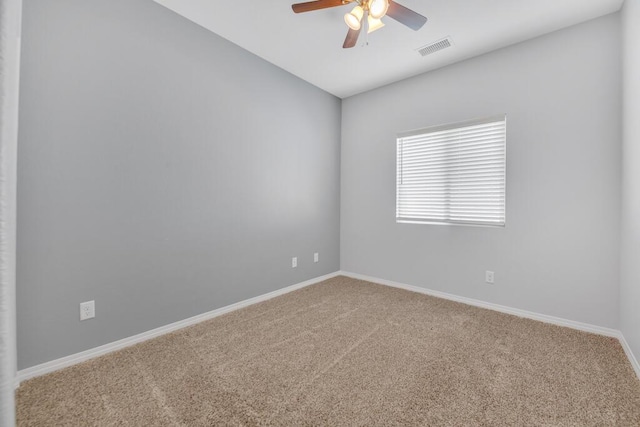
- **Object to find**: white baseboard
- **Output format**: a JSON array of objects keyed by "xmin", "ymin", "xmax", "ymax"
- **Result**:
[
  {"xmin": 339, "ymin": 271, "xmax": 620, "ymax": 337},
  {"xmin": 16, "ymin": 270, "xmax": 640, "ymax": 386},
  {"xmin": 339, "ymin": 270, "xmax": 640, "ymax": 380},
  {"xmin": 16, "ymin": 271, "xmax": 341, "ymax": 385},
  {"xmin": 619, "ymin": 334, "xmax": 640, "ymax": 380}
]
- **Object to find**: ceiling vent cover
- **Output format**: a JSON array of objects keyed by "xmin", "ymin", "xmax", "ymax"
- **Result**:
[{"xmin": 416, "ymin": 37, "xmax": 452, "ymax": 57}]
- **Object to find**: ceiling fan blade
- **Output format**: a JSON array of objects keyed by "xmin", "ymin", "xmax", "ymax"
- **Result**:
[
  {"xmin": 292, "ymin": 0, "xmax": 346, "ymax": 13},
  {"xmin": 343, "ymin": 27, "xmax": 361, "ymax": 48},
  {"xmin": 386, "ymin": 1, "xmax": 427, "ymax": 31}
]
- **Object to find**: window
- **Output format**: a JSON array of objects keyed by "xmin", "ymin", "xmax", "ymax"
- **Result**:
[{"xmin": 396, "ymin": 115, "xmax": 506, "ymax": 227}]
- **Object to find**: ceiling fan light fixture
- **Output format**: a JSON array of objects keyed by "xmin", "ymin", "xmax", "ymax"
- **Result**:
[
  {"xmin": 368, "ymin": 0, "xmax": 389, "ymax": 19},
  {"xmin": 344, "ymin": 5, "xmax": 364, "ymax": 30},
  {"xmin": 367, "ymin": 15, "xmax": 385, "ymax": 33}
]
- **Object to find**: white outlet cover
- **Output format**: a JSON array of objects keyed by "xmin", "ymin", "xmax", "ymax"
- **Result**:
[
  {"xmin": 80, "ymin": 300, "xmax": 95, "ymax": 321},
  {"xmin": 314, "ymin": 253, "xmax": 319, "ymax": 263},
  {"xmin": 292, "ymin": 257, "xmax": 297, "ymax": 268},
  {"xmin": 485, "ymin": 271, "xmax": 495, "ymax": 284}
]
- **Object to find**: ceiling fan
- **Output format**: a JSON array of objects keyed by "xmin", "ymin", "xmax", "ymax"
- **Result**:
[{"xmin": 291, "ymin": 0, "xmax": 428, "ymax": 49}]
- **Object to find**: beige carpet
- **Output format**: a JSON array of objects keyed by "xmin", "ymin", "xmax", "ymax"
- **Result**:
[{"xmin": 16, "ymin": 276, "xmax": 640, "ymax": 426}]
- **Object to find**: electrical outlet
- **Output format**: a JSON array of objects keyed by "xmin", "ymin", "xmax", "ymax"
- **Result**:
[
  {"xmin": 485, "ymin": 271, "xmax": 495, "ymax": 284},
  {"xmin": 314, "ymin": 252, "xmax": 319, "ymax": 263},
  {"xmin": 80, "ymin": 300, "xmax": 95, "ymax": 321},
  {"xmin": 292, "ymin": 257, "xmax": 297, "ymax": 268}
]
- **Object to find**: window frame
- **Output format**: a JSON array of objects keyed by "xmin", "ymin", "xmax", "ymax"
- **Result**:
[{"xmin": 396, "ymin": 115, "xmax": 507, "ymax": 228}]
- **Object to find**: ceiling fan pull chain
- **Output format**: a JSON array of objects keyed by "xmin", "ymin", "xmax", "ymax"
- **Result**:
[{"xmin": 363, "ymin": 11, "xmax": 370, "ymax": 46}]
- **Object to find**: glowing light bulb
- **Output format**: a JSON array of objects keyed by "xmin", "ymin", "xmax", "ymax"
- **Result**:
[
  {"xmin": 367, "ymin": 15, "xmax": 385, "ymax": 33},
  {"xmin": 344, "ymin": 5, "xmax": 364, "ymax": 30},
  {"xmin": 369, "ymin": 0, "xmax": 389, "ymax": 19}
]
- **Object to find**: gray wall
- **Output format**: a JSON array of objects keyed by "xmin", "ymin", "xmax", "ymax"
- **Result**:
[
  {"xmin": 621, "ymin": 0, "xmax": 640, "ymax": 361},
  {"xmin": 17, "ymin": 0, "xmax": 341, "ymax": 369},
  {"xmin": 341, "ymin": 14, "xmax": 621, "ymax": 328}
]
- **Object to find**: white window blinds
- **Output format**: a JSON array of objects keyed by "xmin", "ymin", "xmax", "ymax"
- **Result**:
[{"xmin": 396, "ymin": 115, "xmax": 506, "ymax": 226}]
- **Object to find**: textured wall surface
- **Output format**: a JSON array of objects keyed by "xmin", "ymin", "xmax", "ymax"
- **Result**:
[
  {"xmin": 17, "ymin": 0, "xmax": 341, "ymax": 369},
  {"xmin": 620, "ymin": 0, "xmax": 640, "ymax": 363},
  {"xmin": 341, "ymin": 15, "xmax": 621, "ymax": 328}
]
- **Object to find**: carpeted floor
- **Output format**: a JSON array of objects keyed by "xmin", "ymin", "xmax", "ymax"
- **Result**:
[{"xmin": 16, "ymin": 276, "xmax": 640, "ymax": 426}]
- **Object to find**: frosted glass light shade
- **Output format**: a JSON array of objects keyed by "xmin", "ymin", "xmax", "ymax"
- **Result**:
[
  {"xmin": 344, "ymin": 6, "xmax": 364, "ymax": 30},
  {"xmin": 367, "ymin": 16, "xmax": 385, "ymax": 33},
  {"xmin": 368, "ymin": 0, "xmax": 389, "ymax": 19}
]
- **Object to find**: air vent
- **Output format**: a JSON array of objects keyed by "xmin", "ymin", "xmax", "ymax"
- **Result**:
[{"xmin": 416, "ymin": 37, "xmax": 452, "ymax": 57}]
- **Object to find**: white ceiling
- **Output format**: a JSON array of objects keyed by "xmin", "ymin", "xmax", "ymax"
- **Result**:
[{"xmin": 153, "ymin": 0, "xmax": 624, "ymax": 98}]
